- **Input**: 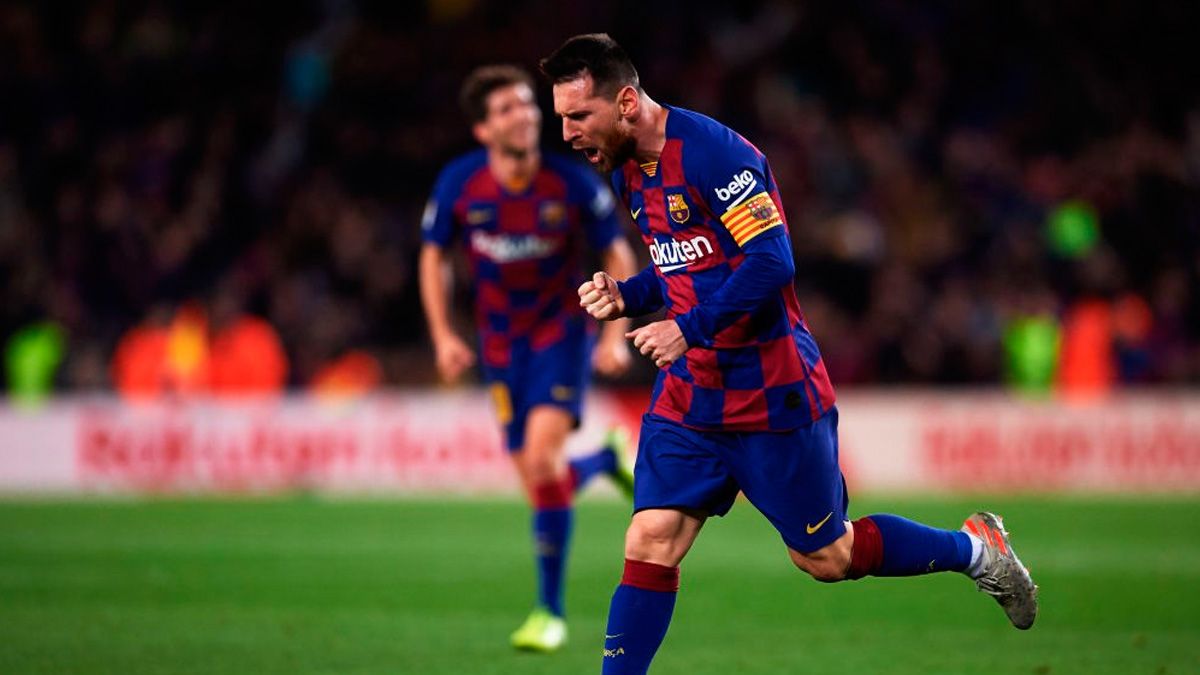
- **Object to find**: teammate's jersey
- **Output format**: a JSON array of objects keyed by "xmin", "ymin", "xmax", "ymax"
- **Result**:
[
  {"xmin": 423, "ymin": 149, "xmax": 621, "ymax": 368},
  {"xmin": 612, "ymin": 106, "xmax": 836, "ymax": 431}
]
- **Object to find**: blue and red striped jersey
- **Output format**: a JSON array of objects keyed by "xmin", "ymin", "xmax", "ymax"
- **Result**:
[
  {"xmin": 422, "ymin": 150, "xmax": 621, "ymax": 368},
  {"xmin": 613, "ymin": 106, "xmax": 836, "ymax": 431}
]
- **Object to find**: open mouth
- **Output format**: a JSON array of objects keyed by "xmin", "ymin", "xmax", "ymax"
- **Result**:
[{"xmin": 580, "ymin": 147, "xmax": 601, "ymax": 164}]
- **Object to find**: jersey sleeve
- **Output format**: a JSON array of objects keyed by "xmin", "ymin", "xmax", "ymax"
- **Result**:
[
  {"xmin": 616, "ymin": 264, "xmax": 665, "ymax": 317},
  {"xmin": 420, "ymin": 166, "xmax": 461, "ymax": 247},
  {"xmin": 674, "ymin": 233, "xmax": 794, "ymax": 348},
  {"xmin": 674, "ymin": 128, "xmax": 795, "ymax": 348},
  {"xmin": 572, "ymin": 166, "xmax": 620, "ymax": 250},
  {"xmin": 693, "ymin": 136, "xmax": 786, "ymax": 249}
]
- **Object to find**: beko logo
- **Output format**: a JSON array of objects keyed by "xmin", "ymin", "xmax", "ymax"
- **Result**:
[
  {"xmin": 714, "ymin": 170, "xmax": 756, "ymax": 202},
  {"xmin": 648, "ymin": 234, "xmax": 715, "ymax": 273}
]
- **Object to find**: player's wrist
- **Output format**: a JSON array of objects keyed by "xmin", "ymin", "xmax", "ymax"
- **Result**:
[
  {"xmin": 614, "ymin": 280, "xmax": 645, "ymax": 317},
  {"xmin": 430, "ymin": 328, "xmax": 462, "ymax": 348},
  {"xmin": 673, "ymin": 312, "xmax": 708, "ymax": 350},
  {"xmin": 609, "ymin": 296, "xmax": 627, "ymax": 319}
]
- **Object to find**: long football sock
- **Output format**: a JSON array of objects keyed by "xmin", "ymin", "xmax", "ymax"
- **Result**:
[
  {"xmin": 568, "ymin": 447, "xmax": 617, "ymax": 492},
  {"xmin": 532, "ymin": 479, "xmax": 574, "ymax": 616},
  {"xmin": 601, "ymin": 559, "xmax": 679, "ymax": 675},
  {"xmin": 847, "ymin": 514, "xmax": 973, "ymax": 578}
]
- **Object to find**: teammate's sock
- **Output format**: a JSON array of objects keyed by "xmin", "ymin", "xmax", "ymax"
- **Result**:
[
  {"xmin": 602, "ymin": 559, "xmax": 679, "ymax": 675},
  {"xmin": 531, "ymin": 479, "xmax": 575, "ymax": 616},
  {"xmin": 846, "ymin": 514, "xmax": 973, "ymax": 578},
  {"xmin": 568, "ymin": 448, "xmax": 617, "ymax": 492}
]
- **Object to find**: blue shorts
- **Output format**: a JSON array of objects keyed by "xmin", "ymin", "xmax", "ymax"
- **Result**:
[
  {"xmin": 634, "ymin": 408, "xmax": 848, "ymax": 553},
  {"xmin": 483, "ymin": 330, "xmax": 591, "ymax": 452}
]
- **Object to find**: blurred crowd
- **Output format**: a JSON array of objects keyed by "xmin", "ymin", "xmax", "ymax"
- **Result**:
[{"xmin": 0, "ymin": 0, "xmax": 1197, "ymax": 399}]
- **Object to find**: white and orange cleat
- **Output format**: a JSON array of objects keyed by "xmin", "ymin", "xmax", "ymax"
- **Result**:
[{"xmin": 962, "ymin": 512, "xmax": 1039, "ymax": 630}]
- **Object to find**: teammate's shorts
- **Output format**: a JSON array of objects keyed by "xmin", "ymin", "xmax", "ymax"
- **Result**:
[
  {"xmin": 633, "ymin": 407, "xmax": 847, "ymax": 553},
  {"xmin": 482, "ymin": 327, "xmax": 591, "ymax": 452}
]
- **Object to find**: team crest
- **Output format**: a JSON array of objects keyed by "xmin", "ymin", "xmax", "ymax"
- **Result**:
[
  {"xmin": 667, "ymin": 193, "xmax": 690, "ymax": 224},
  {"xmin": 466, "ymin": 208, "xmax": 494, "ymax": 225},
  {"xmin": 540, "ymin": 201, "xmax": 566, "ymax": 228},
  {"xmin": 747, "ymin": 194, "xmax": 777, "ymax": 221}
]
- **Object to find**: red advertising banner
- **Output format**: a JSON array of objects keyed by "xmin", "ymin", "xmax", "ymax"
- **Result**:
[{"xmin": 0, "ymin": 390, "xmax": 1196, "ymax": 494}]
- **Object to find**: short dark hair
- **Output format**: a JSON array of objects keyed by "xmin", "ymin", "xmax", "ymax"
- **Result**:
[
  {"xmin": 459, "ymin": 64, "xmax": 535, "ymax": 123},
  {"xmin": 539, "ymin": 33, "xmax": 639, "ymax": 97}
]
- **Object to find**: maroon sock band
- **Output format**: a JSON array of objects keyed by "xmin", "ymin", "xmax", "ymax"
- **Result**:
[
  {"xmin": 846, "ymin": 517, "xmax": 883, "ymax": 580},
  {"xmin": 621, "ymin": 558, "xmax": 680, "ymax": 593},
  {"xmin": 531, "ymin": 478, "xmax": 573, "ymax": 510}
]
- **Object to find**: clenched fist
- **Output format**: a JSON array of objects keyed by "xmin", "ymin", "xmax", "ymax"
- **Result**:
[{"xmin": 578, "ymin": 271, "xmax": 625, "ymax": 320}]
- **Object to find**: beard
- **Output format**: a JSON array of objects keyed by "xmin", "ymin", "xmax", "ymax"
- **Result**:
[{"xmin": 596, "ymin": 133, "xmax": 638, "ymax": 173}]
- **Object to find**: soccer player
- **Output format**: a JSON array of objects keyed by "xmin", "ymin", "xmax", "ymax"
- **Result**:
[
  {"xmin": 419, "ymin": 64, "xmax": 639, "ymax": 652},
  {"xmin": 541, "ymin": 34, "xmax": 1039, "ymax": 673}
]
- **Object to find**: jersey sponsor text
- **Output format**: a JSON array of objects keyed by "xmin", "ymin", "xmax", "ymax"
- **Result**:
[{"xmin": 648, "ymin": 234, "xmax": 715, "ymax": 273}]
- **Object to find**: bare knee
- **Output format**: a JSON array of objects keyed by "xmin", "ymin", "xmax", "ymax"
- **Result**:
[
  {"xmin": 625, "ymin": 511, "xmax": 680, "ymax": 562},
  {"xmin": 625, "ymin": 509, "xmax": 703, "ymax": 567},
  {"xmin": 516, "ymin": 407, "xmax": 571, "ymax": 488},
  {"xmin": 518, "ymin": 451, "xmax": 562, "ymax": 487},
  {"xmin": 789, "ymin": 527, "xmax": 854, "ymax": 583}
]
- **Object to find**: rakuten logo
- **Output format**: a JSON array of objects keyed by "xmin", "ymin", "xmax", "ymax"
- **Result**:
[
  {"xmin": 649, "ymin": 234, "xmax": 715, "ymax": 273},
  {"xmin": 714, "ymin": 169, "xmax": 756, "ymax": 203},
  {"xmin": 470, "ymin": 231, "xmax": 558, "ymax": 263}
]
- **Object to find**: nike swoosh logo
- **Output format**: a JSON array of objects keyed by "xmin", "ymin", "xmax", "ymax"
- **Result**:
[
  {"xmin": 605, "ymin": 633, "xmax": 624, "ymax": 640},
  {"xmin": 630, "ymin": 208, "xmax": 642, "ymax": 220},
  {"xmin": 658, "ymin": 262, "xmax": 693, "ymax": 273},
  {"xmin": 806, "ymin": 511, "xmax": 833, "ymax": 535}
]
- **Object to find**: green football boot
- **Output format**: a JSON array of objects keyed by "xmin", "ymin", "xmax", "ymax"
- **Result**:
[
  {"xmin": 510, "ymin": 607, "xmax": 568, "ymax": 652},
  {"xmin": 602, "ymin": 426, "xmax": 635, "ymax": 499}
]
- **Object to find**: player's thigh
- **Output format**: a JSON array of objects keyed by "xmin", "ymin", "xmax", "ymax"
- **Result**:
[
  {"xmin": 523, "ymin": 404, "xmax": 574, "ymax": 451},
  {"xmin": 730, "ymin": 408, "xmax": 849, "ymax": 555},
  {"xmin": 625, "ymin": 507, "xmax": 707, "ymax": 567},
  {"xmin": 514, "ymin": 404, "xmax": 574, "ymax": 484}
]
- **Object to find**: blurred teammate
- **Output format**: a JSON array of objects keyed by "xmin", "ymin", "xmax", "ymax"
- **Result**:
[
  {"xmin": 419, "ymin": 64, "xmax": 638, "ymax": 652},
  {"xmin": 542, "ymin": 34, "xmax": 1039, "ymax": 673}
]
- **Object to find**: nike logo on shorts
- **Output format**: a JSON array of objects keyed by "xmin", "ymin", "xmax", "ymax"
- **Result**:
[{"xmin": 806, "ymin": 511, "xmax": 833, "ymax": 535}]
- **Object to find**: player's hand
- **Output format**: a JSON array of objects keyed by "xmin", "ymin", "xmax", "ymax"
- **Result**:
[
  {"xmin": 592, "ymin": 333, "xmax": 632, "ymax": 377},
  {"xmin": 578, "ymin": 271, "xmax": 625, "ymax": 321},
  {"xmin": 626, "ymin": 320, "xmax": 688, "ymax": 369},
  {"xmin": 433, "ymin": 332, "xmax": 476, "ymax": 383}
]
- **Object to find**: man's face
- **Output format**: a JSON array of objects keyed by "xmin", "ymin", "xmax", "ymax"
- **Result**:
[
  {"xmin": 553, "ymin": 74, "xmax": 633, "ymax": 173},
  {"xmin": 477, "ymin": 82, "xmax": 541, "ymax": 154}
]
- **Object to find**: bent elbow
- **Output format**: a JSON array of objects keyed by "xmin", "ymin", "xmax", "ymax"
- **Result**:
[
  {"xmin": 760, "ymin": 247, "xmax": 794, "ymax": 286},
  {"xmin": 746, "ymin": 236, "xmax": 795, "ymax": 286},
  {"xmin": 778, "ymin": 251, "xmax": 796, "ymax": 282}
]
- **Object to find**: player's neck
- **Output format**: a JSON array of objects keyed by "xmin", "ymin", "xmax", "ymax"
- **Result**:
[
  {"xmin": 632, "ymin": 95, "xmax": 668, "ymax": 164},
  {"xmin": 486, "ymin": 146, "xmax": 540, "ymax": 191}
]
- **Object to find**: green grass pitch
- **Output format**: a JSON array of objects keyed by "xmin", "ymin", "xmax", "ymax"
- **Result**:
[{"xmin": 1, "ymin": 496, "xmax": 1197, "ymax": 674}]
